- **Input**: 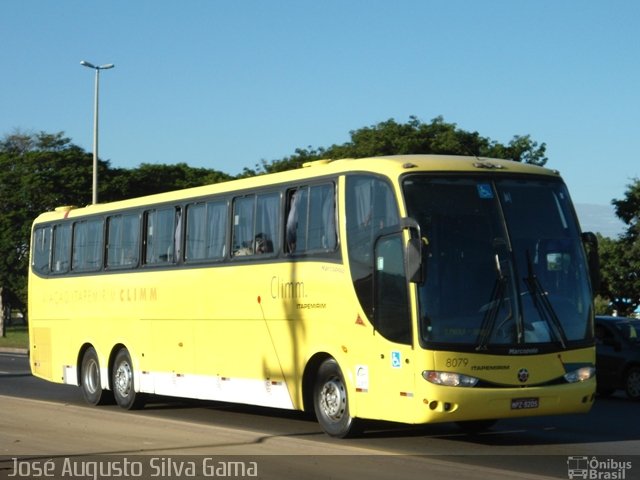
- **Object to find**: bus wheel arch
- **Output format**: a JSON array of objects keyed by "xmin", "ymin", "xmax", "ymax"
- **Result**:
[
  {"xmin": 302, "ymin": 353, "xmax": 332, "ymax": 416},
  {"xmin": 109, "ymin": 345, "xmax": 146, "ymax": 410},
  {"xmin": 78, "ymin": 344, "xmax": 113, "ymax": 405}
]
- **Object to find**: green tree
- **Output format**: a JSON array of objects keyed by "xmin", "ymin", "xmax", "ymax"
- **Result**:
[
  {"xmin": 597, "ymin": 179, "xmax": 640, "ymax": 316},
  {"xmin": 0, "ymin": 131, "xmax": 98, "ymax": 318},
  {"xmin": 105, "ymin": 163, "xmax": 231, "ymax": 200},
  {"xmin": 612, "ymin": 178, "xmax": 640, "ymax": 235},
  {"xmin": 255, "ymin": 116, "xmax": 547, "ymax": 174}
]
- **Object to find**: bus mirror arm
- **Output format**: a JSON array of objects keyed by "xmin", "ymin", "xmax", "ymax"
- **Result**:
[
  {"xmin": 400, "ymin": 217, "xmax": 425, "ymax": 284},
  {"xmin": 581, "ymin": 231, "xmax": 601, "ymax": 292}
]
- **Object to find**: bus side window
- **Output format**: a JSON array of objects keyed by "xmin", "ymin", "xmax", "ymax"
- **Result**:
[
  {"xmin": 32, "ymin": 226, "xmax": 52, "ymax": 274},
  {"xmin": 233, "ymin": 193, "xmax": 279, "ymax": 257},
  {"xmin": 286, "ymin": 188, "xmax": 307, "ymax": 254},
  {"xmin": 232, "ymin": 196, "xmax": 255, "ymax": 256},
  {"xmin": 186, "ymin": 203, "xmax": 206, "ymax": 260},
  {"xmin": 186, "ymin": 200, "xmax": 228, "ymax": 261},
  {"xmin": 52, "ymin": 223, "xmax": 72, "ymax": 274},
  {"xmin": 72, "ymin": 218, "xmax": 104, "ymax": 272},
  {"xmin": 255, "ymin": 193, "xmax": 279, "ymax": 254},
  {"xmin": 285, "ymin": 183, "xmax": 336, "ymax": 255},
  {"xmin": 309, "ymin": 183, "xmax": 336, "ymax": 251},
  {"xmin": 207, "ymin": 200, "xmax": 228, "ymax": 259},
  {"xmin": 144, "ymin": 207, "xmax": 179, "ymax": 265},
  {"xmin": 107, "ymin": 213, "xmax": 140, "ymax": 269}
]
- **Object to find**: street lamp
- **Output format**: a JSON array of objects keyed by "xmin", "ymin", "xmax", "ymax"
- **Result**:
[{"xmin": 80, "ymin": 60, "xmax": 115, "ymax": 205}]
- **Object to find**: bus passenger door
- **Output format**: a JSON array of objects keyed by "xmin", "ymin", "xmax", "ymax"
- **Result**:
[{"xmin": 367, "ymin": 232, "xmax": 416, "ymax": 423}]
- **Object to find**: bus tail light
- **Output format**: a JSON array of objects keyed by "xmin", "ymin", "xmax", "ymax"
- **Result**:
[{"xmin": 422, "ymin": 370, "xmax": 479, "ymax": 387}]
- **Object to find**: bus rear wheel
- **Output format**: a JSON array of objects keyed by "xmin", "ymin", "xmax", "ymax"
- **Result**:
[
  {"xmin": 111, "ymin": 348, "xmax": 146, "ymax": 410},
  {"xmin": 80, "ymin": 347, "xmax": 113, "ymax": 406},
  {"xmin": 313, "ymin": 359, "xmax": 360, "ymax": 438}
]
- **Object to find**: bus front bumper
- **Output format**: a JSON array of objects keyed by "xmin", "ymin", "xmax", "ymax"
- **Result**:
[{"xmin": 414, "ymin": 379, "xmax": 596, "ymax": 424}]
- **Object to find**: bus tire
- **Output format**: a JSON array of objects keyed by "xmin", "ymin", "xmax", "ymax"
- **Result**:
[
  {"xmin": 111, "ymin": 347, "xmax": 146, "ymax": 410},
  {"xmin": 313, "ymin": 358, "xmax": 360, "ymax": 438},
  {"xmin": 80, "ymin": 347, "xmax": 113, "ymax": 406}
]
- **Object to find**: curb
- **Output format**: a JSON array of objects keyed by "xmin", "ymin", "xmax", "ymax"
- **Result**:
[{"xmin": 0, "ymin": 347, "xmax": 28, "ymax": 355}]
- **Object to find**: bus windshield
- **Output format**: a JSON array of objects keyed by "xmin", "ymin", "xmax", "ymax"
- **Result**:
[{"xmin": 403, "ymin": 175, "xmax": 594, "ymax": 352}]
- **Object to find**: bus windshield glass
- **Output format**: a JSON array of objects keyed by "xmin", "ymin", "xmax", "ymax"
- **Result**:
[{"xmin": 403, "ymin": 175, "xmax": 593, "ymax": 352}]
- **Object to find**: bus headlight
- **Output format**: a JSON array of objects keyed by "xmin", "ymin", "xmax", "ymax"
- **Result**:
[
  {"xmin": 422, "ymin": 370, "xmax": 479, "ymax": 387},
  {"xmin": 563, "ymin": 366, "xmax": 595, "ymax": 383}
]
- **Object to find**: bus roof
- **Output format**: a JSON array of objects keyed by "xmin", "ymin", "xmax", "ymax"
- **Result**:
[{"xmin": 34, "ymin": 154, "xmax": 560, "ymax": 222}]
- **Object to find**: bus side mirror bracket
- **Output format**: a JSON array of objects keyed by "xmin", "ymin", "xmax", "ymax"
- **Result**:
[
  {"xmin": 400, "ymin": 217, "xmax": 425, "ymax": 284},
  {"xmin": 581, "ymin": 231, "xmax": 600, "ymax": 292}
]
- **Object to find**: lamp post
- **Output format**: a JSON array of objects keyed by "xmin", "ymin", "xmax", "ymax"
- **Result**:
[{"xmin": 80, "ymin": 60, "xmax": 114, "ymax": 205}]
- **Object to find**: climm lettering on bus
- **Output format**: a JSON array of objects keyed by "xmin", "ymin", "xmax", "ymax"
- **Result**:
[
  {"xmin": 46, "ymin": 287, "xmax": 158, "ymax": 305},
  {"xmin": 271, "ymin": 276, "xmax": 305, "ymax": 299},
  {"xmin": 119, "ymin": 287, "xmax": 158, "ymax": 302}
]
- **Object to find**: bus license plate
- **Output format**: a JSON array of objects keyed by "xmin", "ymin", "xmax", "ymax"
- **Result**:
[{"xmin": 511, "ymin": 397, "xmax": 539, "ymax": 410}]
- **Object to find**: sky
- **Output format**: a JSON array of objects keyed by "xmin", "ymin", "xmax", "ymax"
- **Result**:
[{"xmin": 1, "ymin": 1, "xmax": 639, "ymax": 208}]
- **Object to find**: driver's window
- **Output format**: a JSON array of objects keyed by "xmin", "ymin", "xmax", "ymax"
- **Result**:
[
  {"xmin": 346, "ymin": 174, "xmax": 400, "ymax": 323},
  {"xmin": 374, "ymin": 233, "xmax": 412, "ymax": 344}
]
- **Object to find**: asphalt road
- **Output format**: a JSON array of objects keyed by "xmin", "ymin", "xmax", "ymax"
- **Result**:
[{"xmin": 1, "ymin": 352, "xmax": 638, "ymax": 479}]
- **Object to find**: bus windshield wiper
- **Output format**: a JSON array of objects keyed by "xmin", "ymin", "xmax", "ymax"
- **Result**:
[
  {"xmin": 476, "ymin": 253, "xmax": 510, "ymax": 351},
  {"xmin": 524, "ymin": 252, "xmax": 568, "ymax": 348}
]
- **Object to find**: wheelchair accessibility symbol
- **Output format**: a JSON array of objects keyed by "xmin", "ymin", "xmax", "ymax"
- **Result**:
[{"xmin": 391, "ymin": 351, "xmax": 401, "ymax": 368}]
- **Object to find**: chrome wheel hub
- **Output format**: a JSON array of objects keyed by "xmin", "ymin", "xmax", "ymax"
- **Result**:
[
  {"xmin": 319, "ymin": 379, "xmax": 346, "ymax": 421},
  {"xmin": 114, "ymin": 361, "xmax": 133, "ymax": 397},
  {"xmin": 84, "ymin": 359, "xmax": 100, "ymax": 394}
]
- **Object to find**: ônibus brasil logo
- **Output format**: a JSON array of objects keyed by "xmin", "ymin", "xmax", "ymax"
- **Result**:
[{"xmin": 567, "ymin": 456, "xmax": 632, "ymax": 479}]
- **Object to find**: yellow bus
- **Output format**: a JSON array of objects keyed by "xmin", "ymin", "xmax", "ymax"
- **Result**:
[{"xmin": 28, "ymin": 155, "xmax": 600, "ymax": 437}]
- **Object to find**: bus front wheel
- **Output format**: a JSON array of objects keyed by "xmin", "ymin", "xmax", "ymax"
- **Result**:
[
  {"xmin": 80, "ymin": 347, "xmax": 113, "ymax": 406},
  {"xmin": 313, "ymin": 359, "xmax": 360, "ymax": 438},
  {"xmin": 111, "ymin": 348, "xmax": 146, "ymax": 410}
]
